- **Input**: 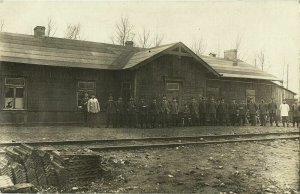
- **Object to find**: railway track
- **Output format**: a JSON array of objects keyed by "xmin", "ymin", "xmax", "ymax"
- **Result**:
[{"xmin": 0, "ymin": 131, "xmax": 298, "ymax": 151}]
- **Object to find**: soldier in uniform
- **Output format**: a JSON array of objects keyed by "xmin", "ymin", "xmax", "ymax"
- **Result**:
[
  {"xmin": 238, "ymin": 100, "xmax": 247, "ymax": 126},
  {"xmin": 160, "ymin": 96, "xmax": 170, "ymax": 128},
  {"xmin": 258, "ymin": 99, "xmax": 268, "ymax": 126},
  {"xmin": 181, "ymin": 103, "xmax": 191, "ymax": 127},
  {"xmin": 199, "ymin": 97, "xmax": 207, "ymax": 126},
  {"xmin": 116, "ymin": 97, "xmax": 126, "ymax": 127},
  {"xmin": 170, "ymin": 98, "xmax": 179, "ymax": 126},
  {"xmin": 127, "ymin": 97, "xmax": 136, "ymax": 128},
  {"xmin": 207, "ymin": 98, "xmax": 217, "ymax": 126},
  {"xmin": 268, "ymin": 98, "xmax": 279, "ymax": 127},
  {"xmin": 217, "ymin": 99, "xmax": 227, "ymax": 126},
  {"xmin": 247, "ymin": 99, "xmax": 258, "ymax": 126},
  {"xmin": 105, "ymin": 95, "xmax": 117, "ymax": 128},
  {"xmin": 292, "ymin": 100, "xmax": 299, "ymax": 127},
  {"xmin": 228, "ymin": 99, "xmax": 238, "ymax": 126},
  {"xmin": 189, "ymin": 97, "xmax": 199, "ymax": 126},
  {"xmin": 149, "ymin": 98, "xmax": 160, "ymax": 128},
  {"xmin": 139, "ymin": 98, "xmax": 148, "ymax": 128},
  {"xmin": 81, "ymin": 92, "xmax": 90, "ymax": 126}
]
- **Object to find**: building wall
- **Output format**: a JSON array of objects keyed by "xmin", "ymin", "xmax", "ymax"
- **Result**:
[
  {"xmin": 133, "ymin": 55, "xmax": 209, "ymax": 103},
  {"xmin": 0, "ymin": 62, "xmax": 118, "ymax": 124}
]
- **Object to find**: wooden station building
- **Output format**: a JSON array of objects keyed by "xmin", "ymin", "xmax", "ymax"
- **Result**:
[{"xmin": 0, "ymin": 26, "xmax": 296, "ymax": 125}]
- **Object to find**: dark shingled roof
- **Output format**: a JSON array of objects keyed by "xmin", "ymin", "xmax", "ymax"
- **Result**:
[{"xmin": 0, "ymin": 31, "xmax": 280, "ymax": 82}]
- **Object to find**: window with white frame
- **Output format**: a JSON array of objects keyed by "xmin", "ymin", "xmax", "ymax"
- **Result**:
[
  {"xmin": 77, "ymin": 81, "xmax": 96, "ymax": 108},
  {"xmin": 166, "ymin": 82, "xmax": 180, "ymax": 91},
  {"xmin": 4, "ymin": 77, "xmax": 25, "ymax": 109}
]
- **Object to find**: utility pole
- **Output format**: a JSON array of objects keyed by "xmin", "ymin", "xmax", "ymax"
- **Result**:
[{"xmin": 286, "ymin": 63, "xmax": 289, "ymax": 89}]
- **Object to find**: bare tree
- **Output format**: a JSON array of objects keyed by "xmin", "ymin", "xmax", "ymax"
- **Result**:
[
  {"xmin": 138, "ymin": 28, "xmax": 151, "ymax": 48},
  {"xmin": 46, "ymin": 17, "xmax": 57, "ymax": 37},
  {"xmin": 234, "ymin": 33, "xmax": 244, "ymax": 59},
  {"xmin": 257, "ymin": 50, "xmax": 268, "ymax": 71},
  {"xmin": 152, "ymin": 34, "xmax": 164, "ymax": 47},
  {"xmin": 191, "ymin": 37, "xmax": 206, "ymax": 56},
  {"xmin": 0, "ymin": 19, "xmax": 4, "ymax": 32},
  {"xmin": 111, "ymin": 16, "xmax": 135, "ymax": 46},
  {"xmin": 64, "ymin": 23, "xmax": 82, "ymax": 40}
]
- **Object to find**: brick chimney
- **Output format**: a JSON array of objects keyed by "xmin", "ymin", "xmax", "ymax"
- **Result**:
[
  {"xmin": 125, "ymin": 41, "xmax": 134, "ymax": 47},
  {"xmin": 34, "ymin": 26, "xmax": 45, "ymax": 37},
  {"xmin": 224, "ymin": 49, "xmax": 238, "ymax": 66}
]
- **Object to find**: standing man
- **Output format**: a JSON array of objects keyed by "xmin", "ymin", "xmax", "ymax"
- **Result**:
[
  {"xmin": 268, "ymin": 98, "xmax": 279, "ymax": 127},
  {"xmin": 87, "ymin": 94, "xmax": 100, "ymax": 128},
  {"xmin": 160, "ymin": 96, "xmax": 170, "ymax": 128},
  {"xmin": 105, "ymin": 95, "xmax": 117, "ymax": 128},
  {"xmin": 207, "ymin": 98, "xmax": 217, "ymax": 126},
  {"xmin": 139, "ymin": 98, "xmax": 148, "ymax": 128},
  {"xmin": 189, "ymin": 97, "xmax": 199, "ymax": 126},
  {"xmin": 292, "ymin": 100, "xmax": 299, "ymax": 127},
  {"xmin": 247, "ymin": 99, "xmax": 258, "ymax": 126},
  {"xmin": 81, "ymin": 92, "xmax": 90, "ymax": 126},
  {"xmin": 238, "ymin": 100, "xmax": 247, "ymax": 126},
  {"xmin": 127, "ymin": 97, "xmax": 136, "ymax": 128},
  {"xmin": 279, "ymin": 100, "xmax": 290, "ymax": 127},
  {"xmin": 149, "ymin": 98, "xmax": 160, "ymax": 128},
  {"xmin": 217, "ymin": 99, "xmax": 227, "ymax": 126},
  {"xmin": 116, "ymin": 97, "xmax": 125, "ymax": 128},
  {"xmin": 258, "ymin": 99, "xmax": 268, "ymax": 126},
  {"xmin": 199, "ymin": 97, "xmax": 207, "ymax": 126},
  {"xmin": 170, "ymin": 98, "xmax": 179, "ymax": 127},
  {"xmin": 228, "ymin": 99, "xmax": 238, "ymax": 126}
]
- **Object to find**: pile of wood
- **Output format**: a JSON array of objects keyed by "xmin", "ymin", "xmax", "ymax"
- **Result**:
[
  {"xmin": 51, "ymin": 150, "xmax": 101, "ymax": 189},
  {"xmin": 0, "ymin": 144, "xmax": 102, "ymax": 190}
]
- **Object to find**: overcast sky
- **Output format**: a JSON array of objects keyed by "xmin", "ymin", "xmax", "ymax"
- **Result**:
[{"xmin": 0, "ymin": 0, "xmax": 299, "ymax": 94}]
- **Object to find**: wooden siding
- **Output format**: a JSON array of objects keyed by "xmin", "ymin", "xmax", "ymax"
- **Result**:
[
  {"xmin": 0, "ymin": 62, "xmax": 118, "ymax": 124},
  {"xmin": 134, "ymin": 55, "xmax": 208, "ymax": 102}
]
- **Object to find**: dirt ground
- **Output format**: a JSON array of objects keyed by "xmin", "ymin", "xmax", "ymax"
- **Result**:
[{"xmin": 55, "ymin": 139, "xmax": 299, "ymax": 194}]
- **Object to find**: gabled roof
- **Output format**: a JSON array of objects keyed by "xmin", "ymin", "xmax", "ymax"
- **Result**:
[
  {"xmin": 0, "ymin": 32, "xmax": 219, "ymax": 75},
  {"xmin": 0, "ymin": 31, "xmax": 280, "ymax": 82},
  {"xmin": 200, "ymin": 55, "xmax": 281, "ymax": 81}
]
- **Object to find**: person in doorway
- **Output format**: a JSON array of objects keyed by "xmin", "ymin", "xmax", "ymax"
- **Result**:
[
  {"xmin": 268, "ymin": 98, "xmax": 279, "ymax": 127},
  {"xmin": 87, "ymin": 94, "xmax": 100, "ymax": 128},
  {"xmin": 81, "ymin": 92, "xmax": 90, "ymax": 126},
  {"xmin": 279, "ymin": 100, "xmax": 290, "ymax": 127}
]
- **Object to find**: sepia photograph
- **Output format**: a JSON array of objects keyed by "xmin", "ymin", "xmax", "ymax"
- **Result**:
[{"xmin": 0, "ymin": 0, "xmax": 299, "ymax": 193}]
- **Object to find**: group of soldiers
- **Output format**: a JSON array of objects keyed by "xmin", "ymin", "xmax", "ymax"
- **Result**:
[{"xmin": 98, "ymin": 95, "xmax": 285, "ymax": 128}]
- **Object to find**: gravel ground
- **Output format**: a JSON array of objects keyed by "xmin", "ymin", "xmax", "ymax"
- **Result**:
[
  {"xmin": 0, "ymin": 125, "xmax": 298, "ymax": 143},
  {"xmin": 87, "ymin": 139, "xmax": 300, "ymax": 194}
]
